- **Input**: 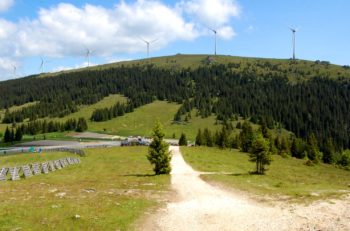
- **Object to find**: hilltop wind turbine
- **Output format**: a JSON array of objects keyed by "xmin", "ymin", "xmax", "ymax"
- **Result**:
[
  {"xmin": 289, "ymin": 27, "xmax": 298, "ymax": 60},
  {"xmin": 39, "ymin": 58, "xmax": 48, "ymax": 73},
  {"xmin": 140, "ymin": 38, "xmax": 158, "ymax": 58},
  {"xmin": 84, "ymin": 47, "xmax": 93, "ymax": 67},
  {"xmin": 12, "ymin": 65, "xmax": 17, "ymax": 78},
  {"xmin": 209, "ymin": 28, "xmax": 217, "ymax": 55}
]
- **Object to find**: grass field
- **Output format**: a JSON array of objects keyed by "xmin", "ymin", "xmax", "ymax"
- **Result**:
[
  {"xmin": 181, "ymin": 146, "xmax": 350, "ymax": 201},
  {"xmin": 0, "ymin": 147, "xmax": 170, "ymax": 230},
  {"xmin": 88, "ymin": 100, "xmax": 221, "ymax": 141},
  {"xmin": 40, "ymin": 54, "xmax": 350, "ymax": 81},
  {"xmin": 54, "ymin": 94, "xmax": 127, "ymax": 123}
]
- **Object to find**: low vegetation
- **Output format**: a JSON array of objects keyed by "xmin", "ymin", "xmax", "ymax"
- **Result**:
[
  {"xmin": 181, "ymin": 146, "xmax": 350, "ymax": 201},
  {"xmin": 0, "ymin": 147, "xmax": 170, "ymax": 230}
]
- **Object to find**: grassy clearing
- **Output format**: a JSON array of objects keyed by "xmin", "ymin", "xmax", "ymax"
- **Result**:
[
  {"xmin": 54, "ymin": 94, "xmax": 127, "ymax": 123},
  {"xmin": 181, "ymin": 146, "xmax": 350, "ymax": 201},
  {"xmin": 41, "ymin": 54, "xmax": 350, "ymax": 81},
  {"xmin": 0, "ymin": 147, "xmax": 169, "ymax": 230},
  {"xmin": 89, "ymin": 101, "xmax": 221, "ymax": 141}
]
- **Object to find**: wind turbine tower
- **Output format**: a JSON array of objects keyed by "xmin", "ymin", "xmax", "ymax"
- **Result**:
[
  {"xmin": 85, "ymin": 48, "xmax": 92, "ymax": 67},
  {"xmin": 209, "ymin": 28, "xmax": 217, "ymax": 55},
  {"xmin": 13, "ymin": 65, "xmax": 17, "ymax": 78},
  {"xmin": 140, "ymin": 38, "xmax": 158, "ymax": 58},
  {"xmin": 39, "ymin": 58, "xmax": 46, "ymax": 73},
  {"xmin": 289, "ymin": 27, "xmax": 297, "ymax": 60}
]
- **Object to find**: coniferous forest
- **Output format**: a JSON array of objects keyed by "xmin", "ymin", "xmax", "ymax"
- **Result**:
[{"xmin": 1, "ymin": 57, "xmax": 350, "ymax": 153}]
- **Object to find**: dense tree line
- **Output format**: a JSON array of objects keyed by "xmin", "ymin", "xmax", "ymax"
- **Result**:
[
  {"xmin": 1, "ymin": 59, "xmax": 350, "ymax": 153},
  {"xmin": 16, "ymin": 118, "xmax": 88, "ymax": 136},
  {"xmin": 195, "ymin": 121, "xmax": 350, "ymax": 169}
]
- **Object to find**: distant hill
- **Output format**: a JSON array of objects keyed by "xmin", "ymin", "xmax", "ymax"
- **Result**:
[{"xmin": 0, "ymin": 54, "xmax": 350, "ymax": 153}]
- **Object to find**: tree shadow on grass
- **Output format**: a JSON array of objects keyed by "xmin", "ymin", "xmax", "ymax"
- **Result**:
[{"xmin": 122, "ymin": 173, "xmax": 157, "ymax": 177}]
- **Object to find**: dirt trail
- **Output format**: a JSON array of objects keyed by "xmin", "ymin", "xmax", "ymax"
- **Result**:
[{"xmin": 142, "ymin": 146, "xmax": 350, "ymax": 231}]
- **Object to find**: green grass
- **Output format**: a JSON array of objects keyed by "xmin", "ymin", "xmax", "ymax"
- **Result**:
[
  {"xmin": 88, "ymin": 101, "xmax": 221, "ymax": 141},
  {"xmin": 181, "ymin": 146, "xmax": 350, "ymax": 202},
  {"xmin": 40, "ymin": 54, "xmax": 350, "ymax": 81},
  {"xmin": 53, "ymin": 94, "xmax": 127, "ymax": 123},
  {"xmin": 0, "ymin": 147, "xmax": 170, "ymax": 230}
]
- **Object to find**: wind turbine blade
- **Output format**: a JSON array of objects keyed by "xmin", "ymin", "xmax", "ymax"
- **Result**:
[
  {"xmin": 150, "ymin": 38, "xmax": 159, "ymax": 43},
  {"xmin": 139, "ymin": 37, "xmax": 148, "ymax": 44}
]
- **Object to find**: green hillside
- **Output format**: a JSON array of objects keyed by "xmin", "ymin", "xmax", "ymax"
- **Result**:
[{"xmin": 40, "ymin": 54, "xmax": 350, "ymax": 81}]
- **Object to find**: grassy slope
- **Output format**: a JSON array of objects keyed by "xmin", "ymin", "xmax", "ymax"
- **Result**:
[
  {"xmin": 54, "ymin": 94, "xmax": 127, "ymax": 122},
  {"xmin": 181, "ymin": 146, "xmax": 350, "ymax": 201},
  {"xmin": 40, "ymin": 54, "xmax": 350, "ymax": 80},
  {"xmin": 0, "ymin": 147, "xmax": 169, "ymax": 230},
  {"xmin": 89, "ymin": 100, "xmax": 221, "ymax": 141},
  {"xmin": 0, "ymin": 102, "xmax": 38, "ymax": 134},
  {"xmin": 0, "ymin": 94, "xmax": 126, "ymax": 136}
]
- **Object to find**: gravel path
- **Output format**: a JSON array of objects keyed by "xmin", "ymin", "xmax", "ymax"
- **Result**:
[{"xmin": 143, "ymin": 146, "xmax": 350, "ymax": 231}]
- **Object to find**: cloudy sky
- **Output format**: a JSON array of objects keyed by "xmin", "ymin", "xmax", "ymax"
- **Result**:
[{"xmin": 0, "ymin": 0, "xmax": 349, "ymax": 80}]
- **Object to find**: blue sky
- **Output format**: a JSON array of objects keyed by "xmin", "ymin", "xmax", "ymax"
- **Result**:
[{"xmin": 0, "ymin": 0, "xmax": 349, "ymax": 80}]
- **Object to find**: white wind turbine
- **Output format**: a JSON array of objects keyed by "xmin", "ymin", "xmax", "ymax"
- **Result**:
[
  {"xmin": 289, "ymin": 27, "xmax": 299, "ymax": 60},
  {"xmin": 209, "ymin": 27, "xmax": 218, "ymax": 55},
  {"xmin": 12, "ymin": 65, "xmax": 17, "ymax": 78},
  {"xmin": 140, "ymin": 38, "xmax": 158, "ymax": 58},
  {"xmin": 84, "ymin": 47, "xmax": 93, "ymax": 67},
  {"xmin": 39, "ymin": 58, "xmax": 48, "ymax": 73}
]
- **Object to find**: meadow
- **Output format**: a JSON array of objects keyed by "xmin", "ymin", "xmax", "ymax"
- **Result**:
[
  {"xmin": 181, "ymin": 146, "xmax": 350, "ymax": 202},
  {"xmin": 0, "ymin": 147, "xmax": 170, "ymax": 230}
]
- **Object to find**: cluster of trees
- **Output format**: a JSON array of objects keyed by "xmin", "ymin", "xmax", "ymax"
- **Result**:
[
  {"xmin": 2, "ymin": 126, "xmax": 23, "ymax": 143},
  {"xmin": 12, "ymin": 117, "xmax": 88, "ymax": 137},
  {"xmin": 91, "ymin": 102, "xmax": 131, "ymax": 122},
  {"xmin": 1, "ymin": 59, "xmax": 350, "ymax": 154},
  {"xmin": 195, "ymin": 120, "xmax": 350, "ymax": 170}
]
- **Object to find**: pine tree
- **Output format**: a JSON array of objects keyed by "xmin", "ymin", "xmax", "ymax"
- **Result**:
[
  {"xmin": 15, "ymin": 128, "xmax": 23, "ymax": 142},
  {"xmin": 239, "ymin": 121, "xmax": 254, "ymax": 152},
  {"xmin": 3, "ymin": 127, "xmax": 11, "ymax": 143},
  {"xmin": 195, "ymin": 129, "xmax": 204, "ymax": 146},
  {"xmin": 307, "ymin": 133, "xmax": 322, "ymax": 163},
  {"xmin": 76, "ymin": 117, "xmax": 88, "ymax": 132},
  {"xmin": 147, "ymin": 121, "xmax": 171, "ymax": 175},
  {"xmin": 323, "ymin": 138, "xmax": 335, "ymax": 164},
  {"xmin": 217, "ymin": 126, "xmax": 229, "ymax": 149},
  {"xmin": 203, "ymin": 128, "xmax": 213, "ymax": 147},
  {"xmin": 249, "ymin": 134, "xmax": 272, "ymax": 174},
  {"xmin": 178, "ymin": 133, "xmax": 188, "ymax": 146}
]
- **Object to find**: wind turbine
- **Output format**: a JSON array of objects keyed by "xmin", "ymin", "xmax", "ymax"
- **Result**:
[
  {"xmin": 39, "ymin": 58, "xmax": 48, "ymax": 73},
  {"xmin": 140, "ymin": 38, "xmax": 158, "ymax": 58},
  {"xmin": 85, "ymin": 47, "xmax": 93, "ymax": 67},
  {"xmin": 289, "ymin": 27, "xmax": 298, "ymax": 60},
  {"xmin": 209, "ymin": 28, "xmax": 217, "ymax": 55},
  {"xmin": 12, "ymin": 65, "xmax": 17, "ymax": 78}
]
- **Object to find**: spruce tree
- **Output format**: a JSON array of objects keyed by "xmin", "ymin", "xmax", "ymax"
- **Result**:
[
  {"xmin": 15, "ymin": 128, "xmax": 23, "ymax": 142},
  {"xmin": 195, "ymin": 129, "xmax": 204, "ymax": 146},
  {"xmin": 147, "ymin": 121, "xmax": 171, "ymax": 175},
  {"xmin": 306, "ymin": 133, "xmax": 322, "ymax": 163},
  {"xmin": 239, "ymin": 121, "xmax": 254, "ymax": 152},
  {"xmin": 249, "ymin": 134, "xmax": 272, "ymax": 174},
  {"xmin": 323, "ymin": 138, "xmax": 335, "ymax": 164},
  {"xmin": 76, "ymin": 117, "xmax": 88, "ymax": 132},
  {"xmin": 203, "ymin": 128, "xmax": 213, "ymax": 147},
  {"xmin": 3, "ymin": 127, "xmax": 11, "ymax": 143},
  {"xmin": 178, "ymin": 133, "xmax": 188, "ymax": 146}
]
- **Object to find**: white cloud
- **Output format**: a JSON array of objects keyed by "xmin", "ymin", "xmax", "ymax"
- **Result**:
[
  {"xmin": 179, "ymin": 0, "xmax": 240, "ymax": 26},
  {"xmin": 0, "ymin": 0, "xmax": 14, "ymax": 12},
  {"xmin": 217, "ymin": 26, "xmax": 236, "ymax": 40},
  {"xmin": 0, "ymin": 0, "xmax": 241, "ymax": 79},
  {"xmin": 5, "ymin": 1, "xmax": 198, "ymax": 58}
]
